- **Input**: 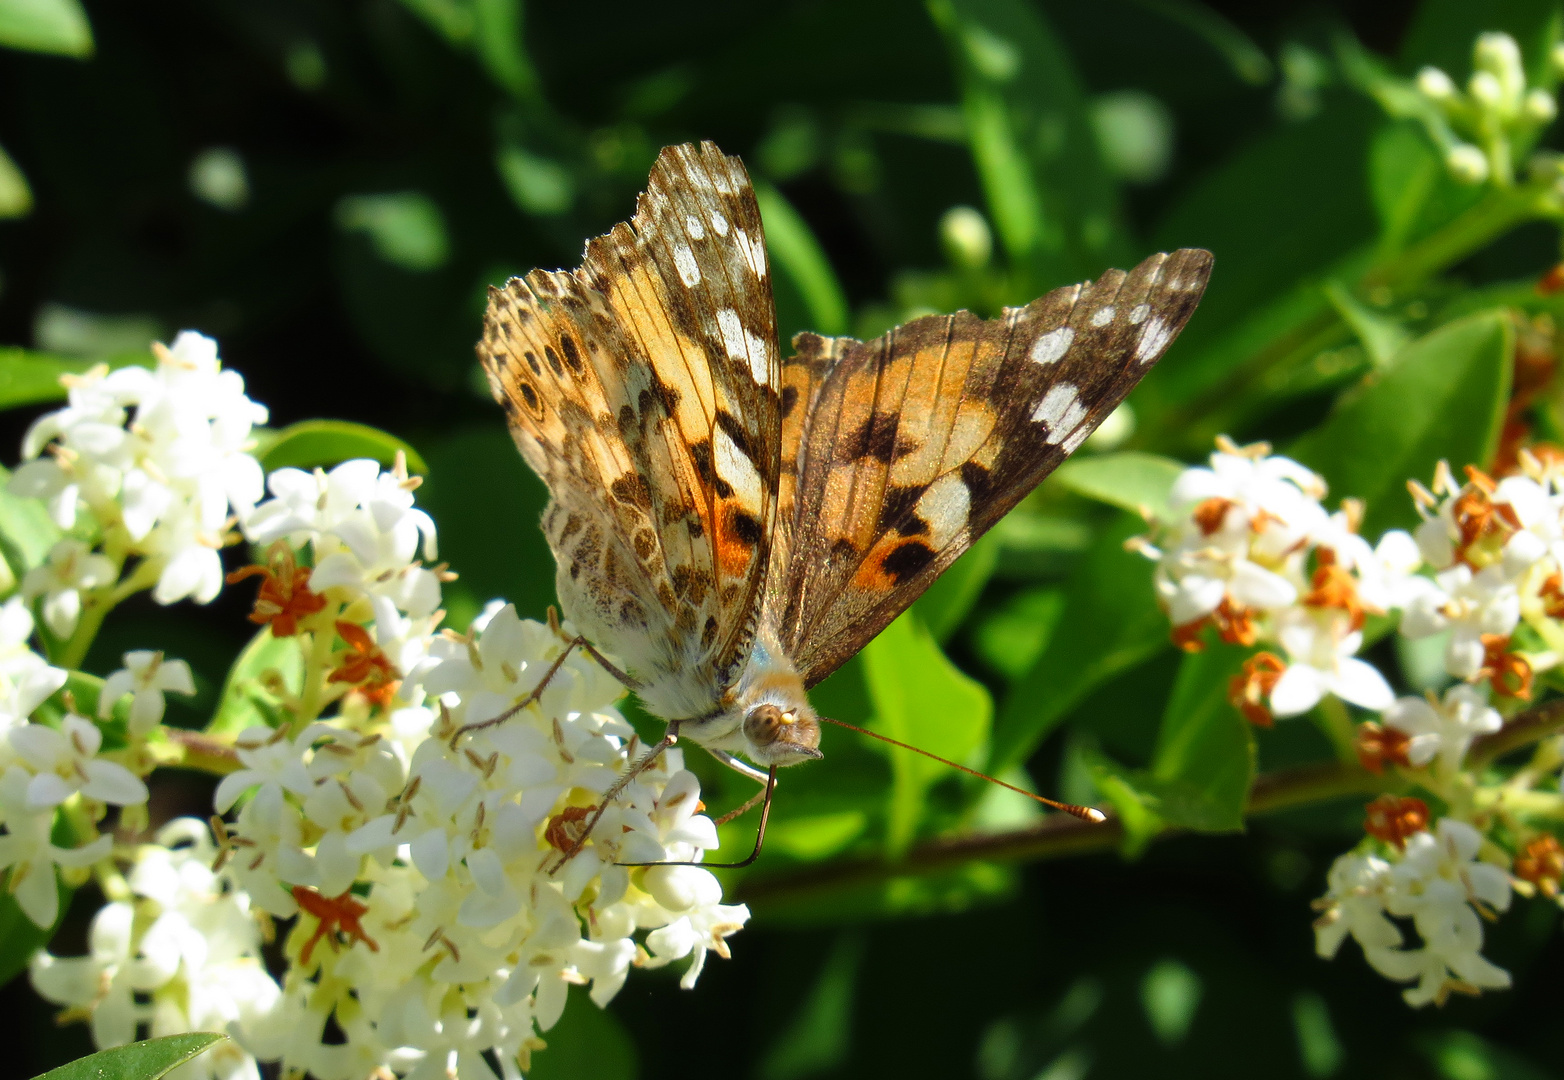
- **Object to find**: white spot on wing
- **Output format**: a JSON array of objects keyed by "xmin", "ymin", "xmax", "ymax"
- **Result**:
[
  {"xmin": 1129, "ymin": 304, "xmax": 1150, "ymax": 324},
  {"xmin": 685, "ymin": 214, "xmax": 706, "ymax": 240},
  {"xmin": 1090, "ymin": 306, "xmax": 1115, "ymax": 327},
  {"xmin": 1032, "ymin": 383, "xmax": 1088, "ymax": 446},
  {"xmin": 1061, "ymin": 423, "xmax": 1093, "ymax": 453},
  {"xmin": 735, "ymin": 229, "xmax": 768, "ymax": 278},
  {"xmin": 715, "ymin": 425, "xmax": 763, "ymax": 508},
  {"xmin": 1029, "ymin": 327, "xmax": 1074, "ymax": 366},
  {"xmin": 710, "ymin": 210, "xmax": 729, "ymax": 236},
  {"xmin": 674, "ymin": 244, "xmax": 701, "ymax": 287},
  {"xmin": 1135, "ymin": 317, "xmax": 1173, "ymax": 364},
  {"xmin": 717, "ymin": 307, "xmax": 771, "ymax": 386},
  {"xmin": 916, "ymin": 473, "xmax": 971, "ymax": 548}
]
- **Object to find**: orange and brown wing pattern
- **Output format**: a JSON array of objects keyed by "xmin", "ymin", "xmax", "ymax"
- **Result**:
[
  {"xmin": 775, "ymin": 332, "xmax": 849, "ymax": 561},
  {"xmin": 481, "ymin": 142, "xmax": 782, "ymax": 711},
  {"xmin": 772, "ymin": 248, "xmax": 1213, "ymax": 688}
]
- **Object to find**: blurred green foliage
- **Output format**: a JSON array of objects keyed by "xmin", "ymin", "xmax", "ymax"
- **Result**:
[{"xmin": 6, "ymin": 0, "xmax": 1564, "ymax": 1078}]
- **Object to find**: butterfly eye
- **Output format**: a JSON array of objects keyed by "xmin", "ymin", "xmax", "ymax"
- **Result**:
[{"xmin": 742, "ymin": 704, "xmax": 784, "ymax": 746}]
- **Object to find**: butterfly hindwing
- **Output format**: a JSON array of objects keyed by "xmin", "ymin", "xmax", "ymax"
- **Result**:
[
  {"xmin": 773, "ymin": 248, "xmax": 1213, "ymax": 687},
  {"xmin": 481, "ymin": 142, "xmax": 782, "ymax": 716}
]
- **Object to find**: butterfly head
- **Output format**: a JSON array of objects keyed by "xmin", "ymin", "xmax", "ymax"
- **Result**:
[{"xmin": 741, "ymin": 701, "xmax": 822, "ymax": 767}]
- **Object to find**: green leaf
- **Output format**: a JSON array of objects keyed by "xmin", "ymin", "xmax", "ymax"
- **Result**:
[
  {"xmin": 0, "ymin": 143, "xmax": 32, "ymax": 218},
  {"xmin": 1147, "ymin": 641, "xmax": 1257, "ymax": 833},
  {"xmin": 206, "ymin": 627, "xmax": 305, "ymax": 736},
  {"xmin": 31, "ymin": 1033, "xmax": 226, "ymax": 1080},
  {"xmin": 1416, "ymin": 1030, "xmax": 1556, "ymax": 1080},
  {"xmin": 336, "ymin": 192, "xmax": 450, "ymax": 272},
  {"xmin": 257, "ymin": 419, "xmax": 428, "ymax": 476},
  {"xmin": 914, "ymin": 530, "xmax": 998, "ymax": 644},
  {"xmin": 928, "ymin": 0, "xmax": 1127, "ymax": 288},
  {"xmin": 496, "ymin": 142, "xmax": 574, "ymax": 217},
  {"xmin": 756, "ymin": 183, "xmax": 849, "ymax": 337},
  {"xmin": 415, "ymin": 426, "xmax": 555, "ymax": 627},
  {"xmin": 1052, "ymin": 450, "xmax": 1186, "ymax": 521},
  {"xmin": 393, "ymin": 0, "xmax": 474, "ymax": 44},
  {"xmin": 0, "ymin": 463, "xmax": 63, "ymax": 577},
  {"xmin": 0, "ymin": 879, "xmax": 65, "ymax": 989},
  {"xmin": 757, "ymin": 934, "xmax": 862, "ymax": 1080},
  {"xmin": 1323, "ymin": 281, "xmax": 1408, "ymax": 369},
  {"xmin": 989, "ymin": 514, "xmax": 1167, "ymax": 775},
  {"xmin": 0, "ymin": 348, "xmax": 96, "ymax": 410},
  {"xmin": 471, "ymin": 0, "xmax": 538, "ymax": 102},
  {"xmin": 1290, "ymin": 310, "xmax": 1512, "ymax": 538},
  {"xmin": 862, "ymin": 612, "xmax": 991, "ymax": 855},
  {"xmin": 0, "ymin": 0, "xmax": 92, "ymax": 58},
  {"xmin": 524, "ymin": 992, "xmax": 636, "ymax": 1080}
]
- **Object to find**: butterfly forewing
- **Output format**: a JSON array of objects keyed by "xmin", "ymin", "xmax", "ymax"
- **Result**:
[
  {"xmin": 481, "ymin": 142, "xmax": 782, "ymax": 718},
  {"xmin": 773, "ymin": 248, "xmax": 1213, "ymax": 688}
]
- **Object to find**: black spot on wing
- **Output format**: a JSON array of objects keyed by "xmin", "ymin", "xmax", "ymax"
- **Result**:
[
  {"xmin": 881, "ymin": 540, "xmax": 935, "ymax": 584},
  {"xmin": 880, "ymin": 484, "xmax": 928, "ymax": 533}
]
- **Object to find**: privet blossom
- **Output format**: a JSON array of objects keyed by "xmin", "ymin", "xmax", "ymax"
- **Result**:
[
  {"xmin": 0, "ymin": 332, "xmax": 746, "ymax": 1080},
  {"xmin": 1145, "ymin": 437, "xmax": 1564, "ymax": 1007}
]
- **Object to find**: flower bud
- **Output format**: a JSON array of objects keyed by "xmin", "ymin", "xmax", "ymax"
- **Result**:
[
  {"xmin": 1525, "ymin": 87, "xmax": 1558, "ymax": 123},
  {"xmin": 1474, "ymin": 31, "xmax": 1525, "ymax": 105},
  {"xmin": 1469, "ymin": 70, "xmax": 1504, "ymax": 109},
  {"xmin": 940, "ymin": 205, "xmax": 993, "ymax": 270},
  {"xmin": 1446, "ymin": 144, "xmax": 1490, "ymax": 184},
  {"xmin": 1417, "ymin": 66, "xmax": 1456, "ymax": 101}
]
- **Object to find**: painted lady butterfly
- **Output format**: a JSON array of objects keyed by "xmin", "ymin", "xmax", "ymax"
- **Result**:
[{"xmin": 476, "ymin": 142, "xmax": 1211, "ymax": 861}]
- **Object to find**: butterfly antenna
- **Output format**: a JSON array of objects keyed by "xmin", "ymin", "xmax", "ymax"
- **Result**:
[{"xmin": 817, "ymin": 716, "xmax": 1106, "ymax": 823}]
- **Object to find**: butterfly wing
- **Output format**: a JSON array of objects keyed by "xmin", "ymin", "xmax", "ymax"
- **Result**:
[
  {"xmin": 771, "ymin": 248, "xmax": 1212, "ymax": 687},
  {"xmin": 481, "ymin": 142, "xmax": 781, "ymax": 715}
]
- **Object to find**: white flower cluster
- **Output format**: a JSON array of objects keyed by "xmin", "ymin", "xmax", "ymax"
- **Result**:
[
  {"xmin": 9, "ymin": 330, "xmax": 268, "ymax": 611},
  {"xmin": 0, "ymin": 599, "xmax": 152, "ymax": 928},
  {"xmin": 1, "ymin": 332, "xmax": 749, "ymax": 1078},
  {"xmin": 1400, "ymin": 460, "xmax": 1564, "ymax": 696},
  {"xmin": 1144, "ymin": 438, "xmax": 1412, "ymax": 721},
  {"xmin": 1412, "ymin": 31, "xmax": 1560, "ymax": 185},
  {"xmin": 1147, "ymin": 441, "xmax": 1559, "ymax": 1007},
  {"xmin": 185, "ymin": 460, "xmax": 741, "ymax": 1079},
  {"xmin": 31, "ymin": 820, "xmax": 279, "ymax": 1080},
  {"xmin": 1314, "ymin": 818, "xmax": 1512, "ymax": 1007}
]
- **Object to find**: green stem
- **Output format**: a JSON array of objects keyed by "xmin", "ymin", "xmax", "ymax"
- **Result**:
[
  {"xmin": 293, "ymin": 606, "xmax": 343, "ymax": 732},
  {"xmin": 1363, "ymin": 183, "xmax": 1561, "ymax": 292},
  {"xmin": 733, "ymin": 698, "xmax": 1564, "ymax": 908},
  {"xmin": 1314, "ymin": 696, "xmax": 1359, "ymax": 765}
]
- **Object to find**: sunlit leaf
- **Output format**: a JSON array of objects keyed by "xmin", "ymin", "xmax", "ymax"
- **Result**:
[
  {"xmin": 862, "ymin": 612, "xmax": 991, "ymax": 854},
  {"xmin": 0, "ymin": 143, "xmax": 32, "ymax": 218},
  {"xmin": 1052, "ymin": 450, "xmax": 1185, "ymax": 521},
  {"xmin": 206, "ymin": 627, "xmax": 304, "ymax": 736},
  {"xmin": 0, "ymin": 463, "xmax": 62, "ymax": 579},
  {"xmin": 915, "ymin": 531, "xmax": 998, "ymax": 644},
  {"xmin": 336, "ymin": 192, "xmax": 450, "ymax": 272},
  {"xmin": 1291, "ymin": 309, "xmax": 1511, "ymax": 538},
  {"xmin": 0, "ymin": 348, "xmax": 94, "ymax": 410},
  {"xmin": 929, "ymin": 0, "xmax": 1127, "ymax": 288},
  {"xmin": 1324, "ymin": 281, "xmax": 1408, "ymax": 369},
  {"xmin": 257, "ymin": 420, "xmax": 428, "ymax": 476},
  {"xmin": 31, "ymin": 1033, "xmax": 225, "ymax": 1080},
  {"xmin": 472, "ymin": 0, "xmax": 538, "ymax": 102},
  {"xmin": 0, "ymin": 0, "xmax": 92, "ymax": 58},
  {"xmin": 757, "ymin": 183, "xmax": 849, "ymax": 336},
  {"xmin": 525, "ymin": 990, "xmax": 636, "ymax": 1080},
  {"xmin": 1147, "ymin": 641, "xmax": 1256, "ymax": 834},
  {"xmin": 990, "ymin": 515, "xmax": 1167, "ymax": 775}
]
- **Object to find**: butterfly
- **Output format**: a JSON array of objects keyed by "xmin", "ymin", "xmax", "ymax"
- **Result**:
[{"xmin": 476, "ymin": 141, "xmax": 1211, "ymax": 863}]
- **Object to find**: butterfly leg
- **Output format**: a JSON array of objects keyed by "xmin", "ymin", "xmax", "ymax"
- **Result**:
[
  {"xmin": 547, "ymin": 721, "xmax": 682, "ymax": 874},
  {"xmin": 705, "ymin": 748, "xmax": 772, "ymax": 825},
  {"xmin": 617, "ymin": 765, "xmax": 778, "ymax": 870},
  {"xmin": 452, "ymin": 634, "xmax": 639, "ymax": 746}
]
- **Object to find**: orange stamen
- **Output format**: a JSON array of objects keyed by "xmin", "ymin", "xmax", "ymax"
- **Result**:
[
  {"xmin": 1354, "ymin": 721, "xmax": 1413, "ymax": 774},
  {"xmin": 225, "ymin": 543, "xmax": 327, "ymax": 637},
  {"xmin": 1228, "ymin": 651, "xmax": 1286, "ymax": 728},
  {"xmin": 1192, "ymin": 497, "xmax": 1232, "ymax": 536},
  {"xmin": 291, "ymin": 885, "xmax": 379, "ymax": 965},
  {"xmin": 329, "ymin": 621, "xmax": 402, "ymax": 706},
  {"xmin": 1477, "ymin": 633, "xmax": 1532, "ymax": 700},
  {"xmin": 544, "ymin": 805, "xmax": 593, "ymax": 853},
  {"xmin": 1514, "ymin": 834, "xmax": 1564, "ymax": 897},
  {"xmin": 1363, "ymin": 794, "xmax": 1429, "ymax": 850}
]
